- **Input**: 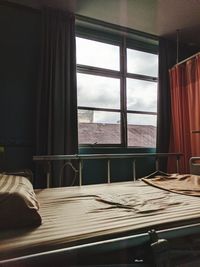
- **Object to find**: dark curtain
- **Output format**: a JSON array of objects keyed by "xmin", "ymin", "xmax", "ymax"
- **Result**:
[
  {"xmin": 36, "ymin": 8, "xmax": 78, "ymax": 188},
  {"xmin": 157, "ymin": 38, "xmax": 176, "ymax": 154},
  {"xmin": 156, "ymin": 38, "xmax": 177, "ymax": 170},
  {"xmin": 156, "ymin": 37, "xmax": 199, "ymax": 171}
]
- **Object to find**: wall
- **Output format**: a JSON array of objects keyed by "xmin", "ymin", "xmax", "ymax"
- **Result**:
[
  {"xmin": 79, "ymin": 147, "xmax": 156, "ymax": 184},
  {"xmin": 0, "ymin": 4, "xmax": 41, "ymax": 171}
]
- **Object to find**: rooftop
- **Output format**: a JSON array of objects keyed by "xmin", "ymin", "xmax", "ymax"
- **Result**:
[{"xmin": 79, "ymin": 123, "xmax": 156, "ymax": 147}]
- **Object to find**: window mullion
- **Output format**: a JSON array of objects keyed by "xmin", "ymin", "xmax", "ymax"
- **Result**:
[
  {"xmin": 126, "ymin": 72, "xmax": 158, "ymax": 82},
  {"xmin": 76, "ymin": 30, "xmax": 158, "ymax": 148},
  {"xmin": 127, "ymin": 110, "xmax": 157, "ymax": 115},
  {"xmin": 120, "ymin": 36, "xmax": 127, "ymax": 147},
  {"xmin": 78, "ymin": 106, "xmax": 121, "ymax": 113},
  {"xmin": 77, "ymin": 64, "xmax": 121, "ymax": 79}
]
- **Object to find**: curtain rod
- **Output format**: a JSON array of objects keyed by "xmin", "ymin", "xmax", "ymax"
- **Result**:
[
  {"xmin": 174, "ymin": 52, "xmax": 200, "ymax": 67},
  {"xmin": 176, "ymin": 29, "xmax": 180, "ymax": 64}
]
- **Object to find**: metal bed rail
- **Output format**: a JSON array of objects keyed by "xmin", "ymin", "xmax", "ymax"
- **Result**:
[
  {"xmin": 33, "ymin": 153, "xmax": 182, "ymax": 187},
  {"xmin": 189, "ymin": 157, "xmax": 200, "ymax": 175},
  {"xmin": 1, "ymin": 221, "xmax": 200, "ymax": 266}
]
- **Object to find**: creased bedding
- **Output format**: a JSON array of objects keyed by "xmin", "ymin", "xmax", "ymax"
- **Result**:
[
  {"xmin": 1, "ymin": 181, "xmax": 200, "ymax": 261},
  {"xmin": 142, "ymin": 173, "xmax": 200, "ymax": 197}
]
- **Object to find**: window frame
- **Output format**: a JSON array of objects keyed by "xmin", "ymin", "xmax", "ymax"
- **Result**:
[{"xmin": 76, "ymin": 25, "xmax": 158, "ymax": 148}]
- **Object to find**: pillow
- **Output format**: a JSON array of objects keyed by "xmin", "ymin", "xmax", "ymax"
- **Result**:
[
  {"xmin": 0, "ymin": 174, "xmax": 42, "ymax": 230},
  {"xmin": 3, "ymin": 169, "xmax": 33, "ymax": 183}
]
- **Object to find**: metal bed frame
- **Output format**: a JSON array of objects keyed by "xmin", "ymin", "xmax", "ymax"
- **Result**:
[
  {"xmin": 189, "ymin": 156, "xmax": 200, "ymax": 175},
  {"xmin": 33, "ymin": 152, "xmax": 182, "ymax": 187},
  {"xmin": 1, "ymin": 221, "xmax": 200, "ymax": 266},
  {"xmin": 4, "ymin": 152, "xmax": 200, "ymax": 267}
]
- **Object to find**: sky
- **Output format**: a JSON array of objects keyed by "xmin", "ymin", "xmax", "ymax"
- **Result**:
[{"xmin": 76, "ymin": 37, "xmax": 158, "ymax": 126}]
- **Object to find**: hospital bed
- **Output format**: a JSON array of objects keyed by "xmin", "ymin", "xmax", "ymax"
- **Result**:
[{"xmin": 1, "ymin": 153, "xmax": 200, "ymax": 267}]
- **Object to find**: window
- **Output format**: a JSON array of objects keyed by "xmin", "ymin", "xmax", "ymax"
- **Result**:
[{"xmin": 76, "ymin": 29, "xmax": 158, "ymax": 148}]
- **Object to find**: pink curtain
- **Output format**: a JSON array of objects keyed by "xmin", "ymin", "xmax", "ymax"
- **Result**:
[{"xmin": 168, "ymin": 54, "xmax": 200, "ymax": 173}]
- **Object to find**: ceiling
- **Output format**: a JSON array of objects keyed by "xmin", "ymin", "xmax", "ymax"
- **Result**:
[{"xmin": 5, "ymin": 0, "xmax": 200, "ymax": 47}]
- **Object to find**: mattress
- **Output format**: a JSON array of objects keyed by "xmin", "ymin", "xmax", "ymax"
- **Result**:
[{"xmin": 1, "ymin": 180, "xmax": 200, "ymax": 261}]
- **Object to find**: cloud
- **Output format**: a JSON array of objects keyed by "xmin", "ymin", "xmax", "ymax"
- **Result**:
[
  {"xmin": 127, "ymin": 49, "xmax": 158, "ymax": 77},
  {"xmin": 77, "ymin": 73, "xmax": 120, "ymax": 109},
  {"xmin": 127, "ymin": 78, "xmax": 157, "ymax": 112},
  {"xmin": 76, "ymin": 37, "xmax": 119, "ymax": 71},
  {"xmin": 128, "ymin": 98, "xmax": 157, "ymax": 112},
  {"xmin": 94, "ymin": 111, "xmax": 120, "ymax": 124},
  {"xmin": 76, "ymin": 37, "xmax": 158, "ymax": 126},
  {"xmin": 127, "ymin": 113, "xmax": 157, "ymax": 126}
]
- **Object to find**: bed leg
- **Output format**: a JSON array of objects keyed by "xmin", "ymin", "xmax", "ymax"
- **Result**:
[{"xmin": 148, "ymin": 229, "xmax": 170, "ymax": 267}]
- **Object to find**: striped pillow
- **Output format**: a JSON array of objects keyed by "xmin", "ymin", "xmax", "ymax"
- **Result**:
[{"xmin": 0, "ymin": 174, "xmax": 42, "ymax": 229}]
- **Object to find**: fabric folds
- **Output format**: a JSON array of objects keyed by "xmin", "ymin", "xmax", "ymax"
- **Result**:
[
  {"xmin": 36, "ymin": 8, "xmax": 78, "ymax": 187},
  {"xmin": 142, "ymin": 172, "xmax": 200, "ymax": 197}
]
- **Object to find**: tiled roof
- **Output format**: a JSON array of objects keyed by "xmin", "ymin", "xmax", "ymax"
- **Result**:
[{"xmin": 79, "ymin": 123, "xmax": 156, "ymax": 147}]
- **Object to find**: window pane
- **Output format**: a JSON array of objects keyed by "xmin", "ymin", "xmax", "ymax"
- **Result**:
[
  {"xmin": 78, "ymin": 110, "xmax": 120, "ymax": 144},
  {"xmin": 77, "ymin": 73, "xmax": 120, "ymax": 109},
  {"xmin": 127, "ymin": 78, "xmax": 157, "ymax": 112},
  {"xmin": 127, "ymin": 113, "xmax": 157, "ymax": 147},
  {"xmin": 127, "ymin": 49, "xmax": 158, "ymax": 77},
  {"xmin": 76, "ymin": 37, "xmax": 120, "ymax": 71}
]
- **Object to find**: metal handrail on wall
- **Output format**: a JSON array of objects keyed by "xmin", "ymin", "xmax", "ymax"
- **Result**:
[{"xmin": 33, "ymin": 153, "xmax": 182, "ymax": 187}]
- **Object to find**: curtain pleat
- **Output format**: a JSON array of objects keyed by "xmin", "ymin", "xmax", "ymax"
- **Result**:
[
  {"xmin": 157, "ymin": 38, "xmax": 199, "ymax": 172},
  {"xmin": 156, "ymin": 38, "xmax": 177, "ymax": 171},
  {"xmin": 169, "ymin": 55, "xmax": 200, "ymax": 173},
  {"xmin": 36, "ymin": 8, "xmax": 78, "ymax": 188}
]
